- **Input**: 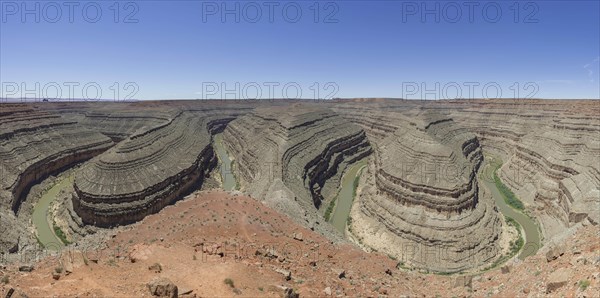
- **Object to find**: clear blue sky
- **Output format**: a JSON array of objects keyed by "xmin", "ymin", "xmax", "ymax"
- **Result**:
[{"xmin": 1, "ymin": 1, "xmax": 599, "ymax": 100}]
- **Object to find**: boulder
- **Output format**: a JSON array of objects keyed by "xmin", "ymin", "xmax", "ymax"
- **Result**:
[
  {"xmin": 546, "ymin": 268, "xmax": 573, "ymax": 293},
  {"xmin": 147, "ymin": 277, "xmax": 178, "ymax": 298},
  {"xmin": 149, "ymin": 263, "xmax": 163, "ymax": 273},
  {"xmin": 293, "ymin": 232, "xmax": 303, "ymax": 241},
  {"xmin": 64, "ymin": 262, "xmax": 73, "ymax": 275},
  {"xmin": 453, "ymin": 275, "xmax": 473, "ymax": 288},
  {"xmin": 5, "ymin": 288, "xmax": 15, "ymax": 298},
  {"xmin": 284, "ymin": 287, "xmax": 299, "ymax": 298},
  {"xmin": 546, "ymin": 245, "xmax": 565, "ymax": 262},
  {"xmin": 179, "ymin": 289, "xmax": 193, "ymax": 296},
  {"xmin": 275, "ymin": 268, "xmax": 292, "ymax": 281}
]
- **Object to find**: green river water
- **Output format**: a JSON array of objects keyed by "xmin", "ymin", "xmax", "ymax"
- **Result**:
[
  {"xmin": 480, "ymin": 155, "xmax": 541, "ymax": 259},
  {"xmin": 32, "ymin": 175, "xmax": 72, "ymax": 250},
  {"xmin": 214, "ymin": 133, "xmax": 236, "ymax": 191},
  {"xmin": 330, "ymin": 159, "xmax": 367, "ymax": 233}
]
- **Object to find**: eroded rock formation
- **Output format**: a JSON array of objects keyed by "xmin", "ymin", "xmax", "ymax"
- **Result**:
[
  {"xmin": 1, "ymin": 99, "xmax": 597, "ymax": 275},
  {"xmin": 222, "ymin": 105, "xmax": 371, "ymax": 238},
  {"xmin": 0, "ymin": 104, "xmax": 113, "ymax": 213},
  {"xmin": 347, "ymin": 110, "xmax": 501, "ymax": 272},
  {"xmin": 447, "ymin": 100, "xmax": 600, "ymax": 239},
  {"xmin": 72, "ymin": 111, "xmax": 217, "ymax": 227},
  {"xmin": 331, "ymin": 99, "xmax": 600, "ymax": 261}
]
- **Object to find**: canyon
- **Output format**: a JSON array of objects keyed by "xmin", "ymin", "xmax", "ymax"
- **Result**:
[{"xmin": 0, "ymin": 99, "xmax": 598, "ymax": 296}]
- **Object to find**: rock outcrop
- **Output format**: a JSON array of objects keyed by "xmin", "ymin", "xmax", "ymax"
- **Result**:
[
  {"xmin": 222, "ymin": 105, "xmax": 371, "ymax": 238},
  {"xmin": 446, "ymin": 100, "xmax": 600, "ymax": 240},
  {"xmin": 1, "ymin": 99, "xmax": 597, "ymax": 277},
  {"xmin": 331, "ymin": 98, "xmax": 600, "ymax": 270},
  {"xmin": 72, "ymin": 111, "xmax": 217, "ymax": 227},
  {"xmin": 348, "ymin": 110, "xmax": 501, "ymax": 272},
  {"xmin": 0, "ymin": 104, "xmax": 113, "ymax": 213}
]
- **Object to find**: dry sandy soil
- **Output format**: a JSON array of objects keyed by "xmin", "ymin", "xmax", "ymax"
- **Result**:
[{"xmin": 1, "ymin": 190, "xmax": 598, "ymax": 297}]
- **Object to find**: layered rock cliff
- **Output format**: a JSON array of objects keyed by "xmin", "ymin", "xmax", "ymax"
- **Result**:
[
  {"xmin": 331, "ymin": 99, "xmax": 600, "ymax": 256},
  {"xmin": 0, "ymin": 104, "xmax": 113, "ymax": 213},
  {"xmin": 347, "ymin": 110, "xmax": 502, "ymax": 272},
  {"xmin": 72, "ymin": 111, "xmax": 217, "ymax": 227},
  {"xmin": 447, "ymin": 100, "xmax": 600, "ymax": 240},
  {"xmin": 222, "ymin": 105, "xmax": 372, "ymax": 239}
]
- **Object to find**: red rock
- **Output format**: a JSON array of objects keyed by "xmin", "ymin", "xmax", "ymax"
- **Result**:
[{"xmin": 546, "ymin": 268, "xmax": 573, "ymax": 293}]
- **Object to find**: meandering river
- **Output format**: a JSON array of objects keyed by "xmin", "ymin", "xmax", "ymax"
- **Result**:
[
  {"xmin": 213, "ymin": 133, "xmax": 236, "ymax": 191},
  {"xmin": 33, "ymin": 134, "xmax": 238, "ymax": 249},
  {"xmin": 330, "ymin": 159, "xmax": 367, "ymax": 233},
  {"xmin": 32, "ymin": 175, "xmax": 72, "ymax": 250},
  {"xmin": 480, "ymin": 155, "xmax": 541, "ymax": 259},
  {"xmin": 330, "ymin": 154, "xmax": 540, "ymax": 260}
]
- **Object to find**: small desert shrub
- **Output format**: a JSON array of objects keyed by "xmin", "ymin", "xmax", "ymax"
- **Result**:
[
  {"xmin": 1, "ymin": 275, "xmax": 9, "ymax": 284},
  {"xmin": 324, "ymin": 199, "xmax": 335, "ymax": 221},
  {"xmin": 224, "ymin": 278, "xmax": 235, "ymax": 288},
  {"xmin": 53, "ymin": 224, "xmax": 71, "ymax": 245},
  {"xmin": 579, "ymin": 279, "xmax": 590, "ymax": 291}
]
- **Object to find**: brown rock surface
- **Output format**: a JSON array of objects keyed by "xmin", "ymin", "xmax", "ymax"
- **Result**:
[
  {"xmin": 147, "ymin": 277, "xmax": 178, "ymax": 298},
  {"xmin": 546, "ymin": 268, "xmax": 573, "ymax": 293},
  {"xmin": 331, "ymin": 99, "xmax": 600, "ymax": 269},
  {"xmin": 222, "ymin": 105, "xmax": 371, "ymax": 240},
  {"xmin": 0, "ymin": 191, "xmax": 596, "ymax": 297}
]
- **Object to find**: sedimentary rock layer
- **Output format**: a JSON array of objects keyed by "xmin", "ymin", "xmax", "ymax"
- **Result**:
[
  {"xmin": 447, "ymin": 100, "xmax": 600, "ymax": 239},
  {"xmin": 348, "ymin": 109, "xmax": 501, "ymax": 271},
  {"xmin": 2, "ymin": 99, "xmax": 597, "ymax": 274},
  {"xmin": 332, "ymin": 99, "xmax": 600, "ymax": 249},
  {"xmin": 72, "ymin": 111, "xmax": 217, "ymax": 227},
  {"xmin": 222, "ymin": 105, "xmax": 371, "ymax": 238},
  {"xmin": 0, "ymin": 104, "xmax": 113, "ymax": 213}
]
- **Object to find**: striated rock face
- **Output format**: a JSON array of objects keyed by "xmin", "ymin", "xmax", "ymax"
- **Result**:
[
  {"xmin": 0, "ymin": 104, "xmax": 114, "ymax": 213},
  {"xmin": 0, "ymin": 210, "xmax": 25, "ymax": 253},
  {"xmin": 78, "ymin": 110, "xmax": 174, "ymax": 142},
  {"xmin": 375, "ymin": 111, "xmax": 483, "ymax": 214},
  {"xmin": 0, "ymin": 101, "xmax": 252, "ymax": 240},
  {"xmin": 349, "ymin": 110, "xmax": 501, "ymax": 272},
  {"xmin": 72, "ymin": 111, "xmax": 217, "ymax": 227},
  {"xmin": 1, "ymin": 99, "xmax": 597, "ymax": 276},
  {"xmin": 331, "ymin": 99, "xmax": 600, "ymax": 268},
  {"xmin": 446, "ymin": 100, "xmax": 600, "ymax": 239},
  {"xmin": 222, "ymin": 105, "xmax": 371, "ymax": 238}
]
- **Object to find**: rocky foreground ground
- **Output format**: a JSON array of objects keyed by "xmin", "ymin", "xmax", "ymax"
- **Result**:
[{"xmin": 1, "ymin": 190, "xmax": 598, "ymax": 298}]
